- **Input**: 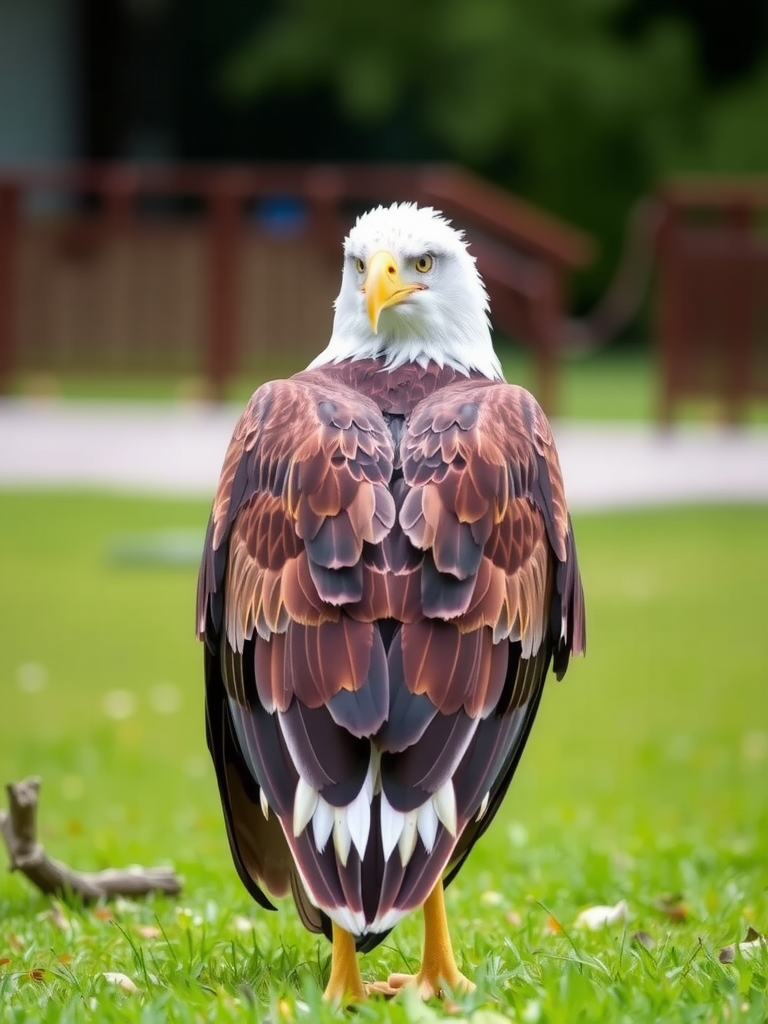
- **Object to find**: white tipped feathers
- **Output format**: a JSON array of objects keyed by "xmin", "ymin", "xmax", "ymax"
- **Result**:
[
  {"xmin": 380, "ymin": 790, "xmax": 404, "ymax": 861},
  {"xmin": 311, "ymin": 796, "xmax": 334, "ymax": 852},
  {"xmin": 293, "ymin": 776, "xmax": 318, "ymax": 837},
  {"xmin": 346, "ymin": 787, "xmax": 372, "ymax": 860},
  {"xmin": 332, "ymin": 807, "xmax": 352, "ymax": 866},
  {"xmin": 417, "ymin": 800, "xmax": 439, "ymax": 854},
  {"xmin": 433, "ymin": 780, "xmax": 458, "ymax": 837},
  {"xmin": 290, "ymin": 763, "xmax": 459, "ymax": 868},
  {"xmin": 398, "ymin": 811, "xmax": 419, "ymax": 866}
]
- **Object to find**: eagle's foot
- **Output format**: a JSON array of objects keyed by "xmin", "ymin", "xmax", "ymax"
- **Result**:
[
  {"xmin": 323, "ymin": 924, "xmax": 366, "ymax": 1002},
  {"xmin": 368, "ymin": 880, "xmax": 476, "ymax": 1000},
  {"xmin": 366, "ymin": 968, "xmax": 475, "ymax": 1001}
]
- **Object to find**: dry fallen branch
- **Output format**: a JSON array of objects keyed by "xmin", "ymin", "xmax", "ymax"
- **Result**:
[{"xmin": 0, "ymin": 777, "xmax": 182, "ymax": 901}]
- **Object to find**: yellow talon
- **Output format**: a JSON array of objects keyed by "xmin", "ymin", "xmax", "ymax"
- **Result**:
[
  {"xmin": 366, "ymin": 882, "xmax": 475, "ymax": 1000},
  {"xmin": 323, "ymin": 923, "xmax": 366, "ymax": 1002}
]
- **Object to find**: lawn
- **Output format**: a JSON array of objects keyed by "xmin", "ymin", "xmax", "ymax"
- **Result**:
[
  {"xmin": 14, "ymin": 346, "xmax": 768, "ymax": 424},
  {"xmin": 14, "ymin": 347, "xmax": 655, "ymax": 420},
  {"xmin": 1, "ymin": 491, "xmax": 767, "ymax": 1023}
]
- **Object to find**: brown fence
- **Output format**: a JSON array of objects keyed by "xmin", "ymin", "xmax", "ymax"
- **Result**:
[
  {"xmin": 0, "ymin": 164, "xmax": 593, "ymax": 409},
  {"xmin": 656, "ymin": 178, "xmax": 768, "ymax": 423}
]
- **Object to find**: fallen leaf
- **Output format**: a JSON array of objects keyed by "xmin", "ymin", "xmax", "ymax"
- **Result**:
[
  {"xmin": 101, "ymin": 972, "xmax": 138, "ymax": 993},
  {"xmin": 654, "ymin": 893, "xmax": 688, "ymax": 922},
  {"xmin": 575, "ymin": 900, "xmax": 630, "ymax": 930},
  {"xmin": 0, "ymin": 958, "xmax": 11, "ymax": 967},
  {"xmin": 545, "ymin": 914, "xmax": 564, "ymax": 935},
  {"xmin": 718, "ymin": 928, "xmax": 765, "ymax": 964},
  {"xmin": 136, "ymin": 925, "xmax": 161, "ymax": 939},
  {"xmin": 93, "ymin": 907, "xmax": 113, "ymax": 922},
  {"xmin": 57, "ymin": 953, "xmax": 74, "ymax": 965},
  {"xmin": 631, "ymin": 930, "xmax": 656, "ymax": 950},
  {"xmin": 28, "ymin": 968, "xmax": 46, "ymax": 981},
  {"xmin": 736, "ymin": 931, "xmax": 765, "ymax": 959}
]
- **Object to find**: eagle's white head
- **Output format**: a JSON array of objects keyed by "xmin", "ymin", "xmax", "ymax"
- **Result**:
[{"xmin": 309, "ymin": 203, "xmax": 504, "ymax": 380}]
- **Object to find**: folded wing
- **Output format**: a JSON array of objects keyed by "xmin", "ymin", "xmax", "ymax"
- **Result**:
[{"xmin": 197, "ymin": 369, "xmax": 585, "ymax": 945}]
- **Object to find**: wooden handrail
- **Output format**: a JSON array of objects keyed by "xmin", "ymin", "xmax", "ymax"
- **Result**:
[{"xmin": 0, "ymin": 162, "xmax": 594, "ymax": 406}]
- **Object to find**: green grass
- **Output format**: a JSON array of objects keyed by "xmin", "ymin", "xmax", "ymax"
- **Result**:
[
  {"xmin": 13, "ymin": 347, "xmax": 768, "ymax": 423},
  {"xmin": 1, "ymin": 491, "xmax": 767, "ymax": 1022},
  {"xmin": 14, "ymin": 346, "xmax": 656, "ymax": 415}
]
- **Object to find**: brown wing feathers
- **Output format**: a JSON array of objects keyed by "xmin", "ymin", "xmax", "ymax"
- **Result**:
[{"xmin": 198, "ymin": 364, "xmax": 585, "ymax": 944}]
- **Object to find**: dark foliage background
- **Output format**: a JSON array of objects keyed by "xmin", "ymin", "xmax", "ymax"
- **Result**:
[{"xmin": 88, "ymin": 0, "xmax": 768, "ymax": 306}]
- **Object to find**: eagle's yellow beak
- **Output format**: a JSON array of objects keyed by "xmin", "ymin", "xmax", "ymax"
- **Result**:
[{"xmin": 364, "ymin": 250, "xmax": 425, "ymax": 334}]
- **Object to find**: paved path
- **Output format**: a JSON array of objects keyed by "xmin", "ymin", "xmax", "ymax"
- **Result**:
[{"xmin": 1, "ymin": 398, "xmax": 767, "ymax": 512}]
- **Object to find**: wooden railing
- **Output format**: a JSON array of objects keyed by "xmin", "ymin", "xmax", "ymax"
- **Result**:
[
  {"xmin": 0, "ymin": 164, "xmax": 593, "ymax": 410},
  {"xmin": 656, "ymin": 177, "xmax": 768, "ymax": 423}
]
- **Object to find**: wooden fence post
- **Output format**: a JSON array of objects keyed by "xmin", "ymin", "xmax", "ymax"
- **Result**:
[
  {"xmin": 0, "ymin": 182, "xmax": 20, "ymax": 393},
  {"xmin": 205, "ymin": 182, "xmax": 241, "ymax": 401}
]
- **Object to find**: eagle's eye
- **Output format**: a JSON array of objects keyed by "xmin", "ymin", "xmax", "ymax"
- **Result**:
[
  {"xmin": 354, "ymin": 257, "xmax": 366, "ymax": 274},
  {"xmin": 414, "ymin": 254, "xmax": 434, "ymax": 274}
]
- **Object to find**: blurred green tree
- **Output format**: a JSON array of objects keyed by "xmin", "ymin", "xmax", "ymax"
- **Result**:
[{"xmin": 220, "ymin": 0, "xmax": 767, "ymax": 307}]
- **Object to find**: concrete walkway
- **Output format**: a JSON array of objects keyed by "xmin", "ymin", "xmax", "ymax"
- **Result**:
[{"xmin": 1, "ymin": 398, "xmax": 767, "ymax": 512}]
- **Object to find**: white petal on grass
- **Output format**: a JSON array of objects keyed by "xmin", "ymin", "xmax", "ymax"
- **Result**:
[
  {"xmin": 480, "ymin": 890, "xmax": 504, "ymax": 907},
  {"xmin": 101, "ymin": 972, "xmax": 138, "ymax": 993},
  {"xmin": 176, "ymin": 906, "xmax": 204, "ymax": 928},
  {"xmin": 739, "ymin": 938, "xmax": 766, "ymax": 957},
  {"xmin": 575, "ymin": 899, "xmax": 630, "ymax": 930},
  {"xmin": 16, "ymin": 662, "xmax": 48, "ymax": 693},
  {"xmin": 719, "ymin": 935, "xmax": 766, "ymax": 963},
  {"xmin": 102, "ymin": 689, "xmax": 137, "ymax": 720},
  {"xmin": 149, "ymin": 683, "xmax": 181, "ymax": 715},
  {"xmin": 735, "ymin": 929, "xmax": 766, "ymax": 959}
]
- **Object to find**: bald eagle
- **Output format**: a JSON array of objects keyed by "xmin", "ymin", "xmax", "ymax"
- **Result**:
[{"xmin": 197, "ymin": 203, "xmax": 585, "ymax": 1000}]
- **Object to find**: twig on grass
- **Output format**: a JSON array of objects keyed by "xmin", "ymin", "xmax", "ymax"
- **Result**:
[{"xmin": 0, "ymin": 776, "xmax": 182, "ymax": 901}]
